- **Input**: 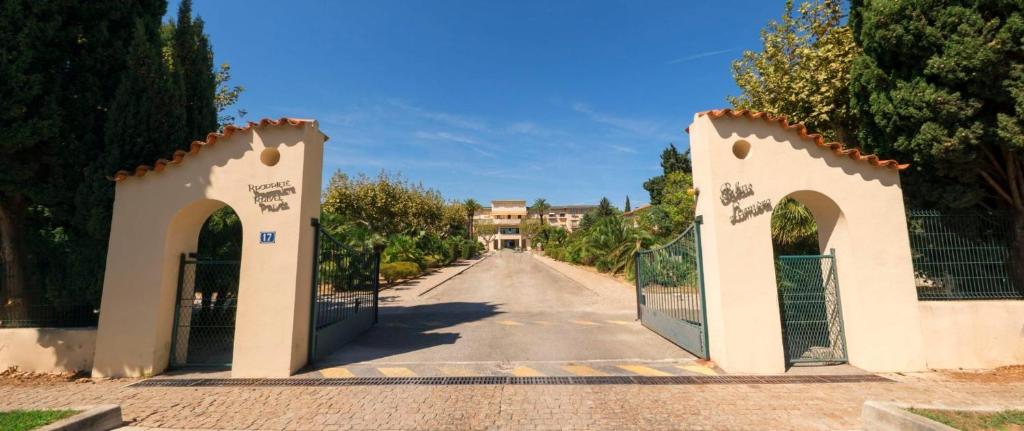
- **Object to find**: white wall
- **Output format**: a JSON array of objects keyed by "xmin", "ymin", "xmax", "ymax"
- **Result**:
[
  {"xmin": 919, "ymin": 301, "xmax": 1024, "ymax": 369},
  {"xmin": 0, "ymin": 328, "xmax": 96, "ymax": 373}
]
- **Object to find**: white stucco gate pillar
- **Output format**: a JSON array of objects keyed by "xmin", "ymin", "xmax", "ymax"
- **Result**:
[
  {"xmin": 688, "ymin": 109, "xmax": 927, "ymax": 374},
  {"xmin": 91, "ymin": 118, "xmax": 326, "ymax": 378}
]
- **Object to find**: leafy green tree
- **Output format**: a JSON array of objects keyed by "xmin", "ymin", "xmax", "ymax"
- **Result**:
[
  {"xmin": 475, "ymin": 221, "xmax": 498, "ymax": 249},
  {"xmin": 197, "ymin": 207, "xmax": 242, "ymax": 259},
  {"xmin": 730, "ymin": 0, "xmax": 860, "ymax": 144},
  {"xmin": 214, "ymin": 63, "xmax": 246, "ymax": 126},
  {"xmin": 643, "ymin": 144, "xmax": 692, "ymax": 204},
  {"xmin": 660, "ymin": 172, "xmax": 697, "ymax": 234},
  {"xmin": 850, "ymin": 0, "xmax": 1024, "ymax": 284},
  {"xmin": 322, "ymin": 171, "xmax": 446, "ymax": 238},
  {"xmin": 519, "ymin": 218, "xmax": 543, "ymax": 250},
  {"xmin": 530, "ymin": 198, "xmax": 551, "ymax": 225},
  {"xmin": 624, "ymin": 196, "xmax": 631, "ymax": 212},
  {"xmin": 596, "ymin": 197, "xmax": 616, "ymax": 217}
]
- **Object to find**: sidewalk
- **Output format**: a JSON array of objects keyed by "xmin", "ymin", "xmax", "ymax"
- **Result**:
[
  {"xmin": 2, "ymin": 371, "xmax": 1022, "ymax": 430},
  {"xmin": 378, "ymin": 255, "xmax": 488, "ymax": 306},
  {"xmin": 530, "ymin": 252, "xmax": 636, "ymax": 304}
]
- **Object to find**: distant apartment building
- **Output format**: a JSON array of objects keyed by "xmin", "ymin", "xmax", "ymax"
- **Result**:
[{"xmin": 473, "ymin": 200, "xmax": 597, "ymax": 250}]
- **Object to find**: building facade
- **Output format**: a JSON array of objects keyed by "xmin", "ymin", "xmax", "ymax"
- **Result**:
[{"xmin": 473, "ymin": 200, "xmax": 597, "ymax": 251}]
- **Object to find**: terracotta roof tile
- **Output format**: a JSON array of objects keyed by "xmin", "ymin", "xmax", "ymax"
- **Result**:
[
  {"xmin": 110, "ymin": 117, "xmax": 316, "ymax": 182},
  {"xmin": 696, "ymin": 109, "xmax": 909, "ymax": 171}
]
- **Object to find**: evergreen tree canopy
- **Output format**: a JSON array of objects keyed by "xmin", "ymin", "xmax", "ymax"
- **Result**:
[
  {"xmin": 643, "ymin": 143, "xmax": 692, "ymax": 204},
  {"xmin": 850, "ymin": 0, "xmax": 1024, "ymax": 283}
]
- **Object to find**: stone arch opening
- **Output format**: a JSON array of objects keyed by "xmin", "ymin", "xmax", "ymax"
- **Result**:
[
  {"xmin": 166, "ymin": 201, "xmax": 245, "ymax": 368},
  {"xmin": 769, "ymin": 191, "xmax": 850, "ymax": 367},
  {"xmin": 689, "ymin": 109, "xmax": 926, "ymax": 374}
]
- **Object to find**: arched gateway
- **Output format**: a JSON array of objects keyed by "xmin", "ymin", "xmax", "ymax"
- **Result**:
[
  {"xmin": 688, "ymin": 109, "xmax": 927, "ymax": 374},
  {"xmin": 92, "ymin": 119, "xmax": 328, "ymax": 378}
]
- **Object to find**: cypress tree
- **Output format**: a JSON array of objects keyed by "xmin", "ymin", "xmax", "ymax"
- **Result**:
[
  {"xmin": 624, "ymin": 196, "xmax": 631, "ymax": 212},
  {"xmin": 0, "ymin": 0, "xmax": 62, "ymax": 308},
  {"xmin": 173, "ymin": 0, "xmax": 218, "ymax": 140}
]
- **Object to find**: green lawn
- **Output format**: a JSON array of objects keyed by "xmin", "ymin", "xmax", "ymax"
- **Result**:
[
  {"xmin": 908, "ymin": 408, "xmax": 1024, "ymax": 430},
  {"xmin": 0, "ymin": 410, "xmax": 78, "ymax": 431}
]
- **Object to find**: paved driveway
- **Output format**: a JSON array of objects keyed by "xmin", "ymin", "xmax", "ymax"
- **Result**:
[{"xmin": 305, "ymin": 250, "xmax": 698, "ymax": 377}]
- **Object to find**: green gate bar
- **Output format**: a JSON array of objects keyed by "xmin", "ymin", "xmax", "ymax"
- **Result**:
[{"xmin": 775, "ymin": 250, "xmax": 847, "ymax": 365}]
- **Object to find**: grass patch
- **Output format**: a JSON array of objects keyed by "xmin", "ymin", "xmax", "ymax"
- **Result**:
[
  {"xmin": 908, "ymin": 408, "xmax": 1024, "ymax": 430},
  {"xmin": 0, "ymin": 409, "xmax": 79, "ymax": 431}
]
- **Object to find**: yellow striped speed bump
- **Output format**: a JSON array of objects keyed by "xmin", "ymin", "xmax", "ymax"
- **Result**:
[
  {"xmin": 320, "ymin": 367, "xmax": 356, "ymax": 378},
  {"xmin": 562, "ymin": 365, "xmax": 608, "ymax": 376},
  {"xmin": 377, "ymin": 367, "xmax": 417, "ymax": 377},
  {"xmin": 616, "ymin": 364, "xmax": 673, "ymax": 376}
]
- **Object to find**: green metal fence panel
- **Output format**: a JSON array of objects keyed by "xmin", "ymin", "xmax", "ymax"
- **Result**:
[
  {"xmin": 308, "ymin": 220, "xmax": 381, "ymax": 362},
  {"xmin": 907, "ymin": 209, "xmax": 1022, "ymax": 300},
  {"xmin": 169, "ymin": 254, "xmax": 241, "ymax": 368},
  {"xmin": 775, "ymin": 252, "xmax": 847, "ymax": 365},
  {"xmin": 635, "ymin": 218, "xmax": 709, "ymax": 359}
]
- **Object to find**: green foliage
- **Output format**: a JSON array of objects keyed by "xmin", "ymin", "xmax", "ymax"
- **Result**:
[
  {"xmin": 850, "ymin": 0, "xmax": 1024, "ymax": 284},
  {"xmin": 463, "ymin": 198, "xmax": 482, "ymax": 239},
  {"xmin": 850, "ymin": 0, "xmax": 1024, "ymax": 209},
  {"xmin": 380, "ymin": 261, "xmax": 420, "ymax": 285},
  {"xmin": 322, "ymin": 171, "xmax": 447, "ymax": 238},
  {"xmin": 530, "ymin": 198, "xmax": 551, "ymax": 224},
  {"xmin": 197, "ymin": 207, "xmax": 242, "ymax": 260},
  {"xmin": 771, "ymin": 198, "xmax": 820, "ymax": 255},
  {"xmin": 643, "ymin": 143, "xmax": 692, "ymax": 205},
  {"xmin": 624, "ymin": 196, "xmax": 631, "ymax": 212},
  {"xmin": 1, "ymin": 0, "xmax": 236, "ymax": 313},
  {"xmin": 0, "ymin": 409, "xmax": 78, "ymax": 431},
  {"xmin": 659, "ymin": 172, "xmax": 697, "ymax": 235},
  {"xmin": 544, "ymin": 214, "xmax": 655, "ymax": 280},
  {"xmin": 596, "ymin": 197, "xmax": 617, "ymax": 217},
  {"xmin": 730, "ymin": 0, "xmax": 860, "ymax": 144},
  {"xmin": 170, "ymin": 0, "xmax": 217, "ymax": 142},
  {"xmin": 382, "ymin": 235, "xmax": 424, "ymax": 269}
]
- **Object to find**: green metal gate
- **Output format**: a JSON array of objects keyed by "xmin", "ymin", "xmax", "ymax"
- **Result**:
[
  {"xmin": 308, "ymin": 219, "xmax": 381, "ymax": 362},
  {"xmin": 169, "ymin": 254, "xmax": 241, "ymax": 368},
  {"xmin": 635, "ymin": 218, "xmax": 709, "ymax": 359},
  {"xmin": 775, "ymin": 250, "xmax": 847, "ymax": 365}
]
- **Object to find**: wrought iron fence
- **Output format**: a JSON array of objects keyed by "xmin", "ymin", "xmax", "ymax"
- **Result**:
[
  {"xmin": 636, "ymin": 225, "xmax": 703, "ymax": 325},
  {"xmin": 311, "ymin": 224, "xmax": 380, "ymax": 331},
  {"xmin": 775, "ymin": 253, "xmax": 847, "ymax": 364},
  {"xmin": 169, "ymin": 256, "xmax": 241, "ymax": 367},
  {"xmin": 907, "ymin": 209, "xmax": 1022, "ymax": 300}
]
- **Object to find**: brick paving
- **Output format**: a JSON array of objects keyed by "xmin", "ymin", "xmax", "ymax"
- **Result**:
[{"xmin": 2, "ymin": 373, "xmax": 1023, "ymax": 430}]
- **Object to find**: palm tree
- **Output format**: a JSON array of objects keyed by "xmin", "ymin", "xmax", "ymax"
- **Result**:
[
  {"xmin": 464, "ymin": 198, "xmax": 482, "ymax": 240},
  {"xmin": 531, "ymin": 198, "xmax": 551, "ymax": 225},
  {"xmin": 771, "ymin": 198, "xmax": 819, "ymax": 255}
]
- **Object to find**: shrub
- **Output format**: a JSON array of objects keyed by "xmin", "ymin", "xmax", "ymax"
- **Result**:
[
  {"xmin": 424, "ymin": 255, "xmax": 443, "ymax": 269},
  {"xmin": 380, "ymin": 261, "xmax": 420, "ymax": 285},
  {"xmin": 460, "ymin": 239, "xmax": 480, "ymax": 259}
]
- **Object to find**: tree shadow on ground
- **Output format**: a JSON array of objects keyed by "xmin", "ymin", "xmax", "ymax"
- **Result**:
[{"xmin": 306, "ymin": 301, "xmax": 501, "ymax": 367}]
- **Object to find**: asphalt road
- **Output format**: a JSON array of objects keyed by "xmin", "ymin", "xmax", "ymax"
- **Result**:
[{"xmin": 310, "ymin": 250, "xmax": 695, "ymax": 374}]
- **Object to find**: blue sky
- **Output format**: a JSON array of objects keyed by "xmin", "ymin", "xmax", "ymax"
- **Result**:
[{"xmin": 169, "ymin": 1, "xmax": 782, "ymax": 207}]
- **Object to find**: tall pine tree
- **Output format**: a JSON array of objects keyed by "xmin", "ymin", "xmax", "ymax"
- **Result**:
[{"xmin": 172, "ymin": 0, "xmax": 217, "ymax": 141}]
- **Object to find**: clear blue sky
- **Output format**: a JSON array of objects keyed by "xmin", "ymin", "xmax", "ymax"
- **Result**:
[{"xmin": 169, "ymin": 1, "xmax": 782, "ymax": 207}]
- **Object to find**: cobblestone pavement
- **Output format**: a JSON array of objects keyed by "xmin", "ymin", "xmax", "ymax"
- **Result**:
[{"xmin": 3, "ymin": 373, "xmax": 1023, "ymax": 430}]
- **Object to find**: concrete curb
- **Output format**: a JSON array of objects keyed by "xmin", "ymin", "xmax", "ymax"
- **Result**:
[
  {"xmin": 417, "ymin": 254, "xmax": 489, "ymax": 297},
  {"xmin": 38, "ymin": 405, "xmax": 122, "ymax": 431},
  {"xmin": 860, "ymin": 401, "xmax": 1003, "ymax": 431}
]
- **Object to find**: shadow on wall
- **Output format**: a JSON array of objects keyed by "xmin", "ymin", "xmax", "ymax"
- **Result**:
[
  {"xmin": 0, "ymin": 327, "xmax": 97, "ymax": 374},
  {"xmin": 305, "ymin": 301, "xmax": 501, "ymax": 368},
  {"xmin": 712, "ymin": 118, "xmax": 899, "ymax": 187}
]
